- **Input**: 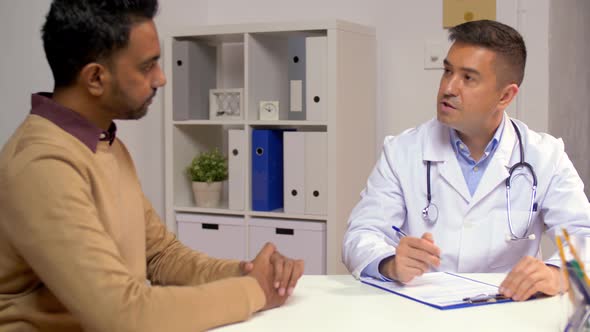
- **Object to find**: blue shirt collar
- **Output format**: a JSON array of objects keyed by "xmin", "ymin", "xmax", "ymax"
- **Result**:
[{"xmin": 449, "ymin": 116, "xmax": 505, "ymax": 162}]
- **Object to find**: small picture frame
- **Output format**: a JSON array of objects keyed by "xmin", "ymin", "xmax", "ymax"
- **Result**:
[{"xmin": 209, "ymin": 88, "xmax": 244, "ymax": 120}]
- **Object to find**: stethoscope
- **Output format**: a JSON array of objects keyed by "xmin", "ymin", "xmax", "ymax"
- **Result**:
[{"xmin": 422, "ymin": 120, "xmax": 538, "ymax": 241}]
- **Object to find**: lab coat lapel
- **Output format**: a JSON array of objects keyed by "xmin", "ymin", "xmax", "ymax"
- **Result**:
[
  {"xmin": 423, "ymin": 120, "xmax": 471, "ymax": 203},
  {"xmin": 467, "ymin": 116, "xmax": 516, "ymax": 212}
]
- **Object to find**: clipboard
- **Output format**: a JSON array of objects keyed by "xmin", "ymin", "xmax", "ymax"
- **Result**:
[{"xmin": 360, "ymin": 272, "xmax": 513, "ymax": 310}]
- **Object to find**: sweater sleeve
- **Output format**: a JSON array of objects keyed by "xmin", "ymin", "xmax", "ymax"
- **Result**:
[
  {"xmin": 0, "ymin": 152, "xmax": 265, "ymax": 332},
  {"xmin": 144, "ymin": 196, "xmax": 248, "ymax": 285}
]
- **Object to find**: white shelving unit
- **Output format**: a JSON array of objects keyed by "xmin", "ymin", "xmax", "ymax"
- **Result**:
[{"xmin": 163, "ymin": 20, "xmax": 376, "ymax": 274}]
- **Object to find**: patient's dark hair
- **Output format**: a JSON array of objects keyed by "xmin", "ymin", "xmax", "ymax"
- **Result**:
[
  {"xmin": 42, "ymin": 0, "xmax": 159, "ymax": 87},
  {"xmin": 449, "ymin": 19, "xmax": 527, "ymax": 87}
]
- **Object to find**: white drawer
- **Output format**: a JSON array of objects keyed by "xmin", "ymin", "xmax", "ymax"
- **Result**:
[
  {"xmin": 248, "ymin": 218, "xmax": 326, "ymax": 274},
  {"xmin": 177, "ymin": 213, "xmax": 246, "ymax": 260}
]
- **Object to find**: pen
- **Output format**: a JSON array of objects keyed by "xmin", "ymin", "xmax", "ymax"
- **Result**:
[
  {"xmin": 391, "ymin": 225, "xmax": 408, "ymax": 238},
  {"xmin": 462, "ymin": 293, "xmax": 508, "ymax": 303},
  {"xmin": 565, "ymin": 261, "xmax": 590, "ymax": 304},
  {"xmin": 562, "ymin": 229, "xmax": 590, "ymax": 286},
  {"xmin": 556, "ymin": 236, "xmax": 574, "ymax": 301}
]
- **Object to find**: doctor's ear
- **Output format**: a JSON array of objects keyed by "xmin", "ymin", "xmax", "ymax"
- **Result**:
[
  {"xmin": 497, "ymin": 83, "xmax": 519, "ymax": 110},
  {"xmin": 79, "ymin": 63, "xmax": 110, "ymax": 97}
]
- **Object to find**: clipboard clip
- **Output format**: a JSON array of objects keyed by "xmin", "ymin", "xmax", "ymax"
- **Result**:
[{"xmin": 462, "ymin": 293, "xmax": 508, "ymax": 304}]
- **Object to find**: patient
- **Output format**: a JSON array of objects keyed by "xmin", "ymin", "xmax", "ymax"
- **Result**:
[{"xmin": 0, "ymin": 1, "xmax": 303, "ymax": 331}]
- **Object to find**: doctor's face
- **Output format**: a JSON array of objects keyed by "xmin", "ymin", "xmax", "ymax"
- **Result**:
[{"xmin": 436, "ymin": 42, "xmax": 506, "ymax": 136}]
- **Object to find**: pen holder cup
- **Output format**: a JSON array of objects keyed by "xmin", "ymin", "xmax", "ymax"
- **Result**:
[{"xmin": 563, "ymin": 235, "xmax": 590, "ymax": 332}]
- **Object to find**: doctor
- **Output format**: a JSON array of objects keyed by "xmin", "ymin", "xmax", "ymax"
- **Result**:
[{"xmin": 342, "ymin": 19, "xmax": 590, "ymax": 301}]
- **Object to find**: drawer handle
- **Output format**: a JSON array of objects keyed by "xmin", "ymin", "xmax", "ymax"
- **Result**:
[
  {"xmin": 276, "ymin": 228, "xmax": 294, "ymax": 235},
  {"xmin": 202, "ymin": 223, "xmax": 219, "ymax": 230}
]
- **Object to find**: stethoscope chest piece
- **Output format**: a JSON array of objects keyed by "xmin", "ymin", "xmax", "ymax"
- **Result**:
[{"xmin": 422, "ymin": 202, "xmax": 438, "ymax": 224}]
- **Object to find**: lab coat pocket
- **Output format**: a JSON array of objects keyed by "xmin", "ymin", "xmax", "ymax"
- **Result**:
[{"xmin": 487, "ymin": 211, "xmax": 539, "ymax": 271}]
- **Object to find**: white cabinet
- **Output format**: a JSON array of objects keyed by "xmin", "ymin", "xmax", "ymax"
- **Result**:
[
  {"xmin": 249, "ymin": 218, "xmax": 326, "ymax": 275},
  {"xmin": 176, "ymin": 213, "xmax": 246, "ymax": 260},
  {"xmin": 163, "ymin": 20, "xmax": 376, "ymax": 274}
]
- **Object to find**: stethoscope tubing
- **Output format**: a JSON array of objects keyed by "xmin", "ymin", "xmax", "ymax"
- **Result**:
[{"xmin": 421, "ymin": 120, "xmax": 538, "ymax": 241}]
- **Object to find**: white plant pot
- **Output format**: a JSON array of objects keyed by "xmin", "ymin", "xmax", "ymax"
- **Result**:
[{"xmin": 192, "ymin": 181, "xmax": 223, "ymax": 208}]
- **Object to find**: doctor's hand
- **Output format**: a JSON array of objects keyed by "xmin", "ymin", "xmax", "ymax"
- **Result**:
[
  {"xmin": 242, "ymin": 242, "xmax": 305, "ymax": 310},
  {"xmin": 379, "ymin": 232, "xmax": 441, "ymax": 283},
  {"xmin": 499, "ymin": 256, "xmax": 562, "ymax": 301}
]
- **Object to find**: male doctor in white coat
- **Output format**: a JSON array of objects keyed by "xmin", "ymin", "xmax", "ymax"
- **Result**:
[{"xmin": 342, "ymin": 19, "xmax": 590, "ymax": 301}]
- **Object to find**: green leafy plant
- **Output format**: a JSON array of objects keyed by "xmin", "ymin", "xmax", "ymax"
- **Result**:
[{"xmin": 186, "ymin": 149, "xmax": 228, "ymax": 183}]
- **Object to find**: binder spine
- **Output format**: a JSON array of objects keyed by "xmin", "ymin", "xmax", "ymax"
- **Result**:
[
  {"xmin": 252, "ymin": 129, "xmax": 285, "ymax": 211},
  {"xmin": 288, "ymin": 36, "xmax": 306, "ymax": 120},
  {"xmin": 283, "ymin": 131, "xmax": 306, "ymax": 214},
  {"xmin": 228, "ymin": 129, "xmax": 245, "ymax": 210},
  {"xmin": 305, "ymin": 36, "xmax": 327, "ymax": 121}
]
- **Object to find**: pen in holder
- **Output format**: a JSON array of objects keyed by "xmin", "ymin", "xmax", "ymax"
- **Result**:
[
  {"xmin": 564, "ymin": 263, "xmax": 590, "ymax": 332},
  {"xmin": 561, "ymin": 232, "xmax": 590, "ymax": 332}
]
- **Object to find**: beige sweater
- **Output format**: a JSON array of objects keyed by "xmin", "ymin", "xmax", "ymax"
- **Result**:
[{"xmin": 0, "ymin": 114, "xmax": 265, "ymax": 331}]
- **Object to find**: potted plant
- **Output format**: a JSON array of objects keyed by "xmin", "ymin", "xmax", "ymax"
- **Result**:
[{"xmin": 186, "ymin": 149, "xmax": 228, "ymax": 208}]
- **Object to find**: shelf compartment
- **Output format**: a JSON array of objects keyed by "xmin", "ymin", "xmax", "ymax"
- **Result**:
[
  {"xmin": 172, "ymin": 35, "xmax": 245, "ymax": 121},
  {"xmin": 246, "ymin": 31, "xmax": 326, "ymax": 122},
  {"xmin": 172, "ymin": 124, "xmax": 242, "ymax": 207}
]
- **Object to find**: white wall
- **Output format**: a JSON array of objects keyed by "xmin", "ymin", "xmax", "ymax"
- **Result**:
[
  {"xmin": 0, "ymin": 0, "xmax": 53, "ymax": 144},
  {"xmin": 206, "ymin": 0, "xmax": 549, "ymax": 141},
  {"xmin": 0, "ymin": 0, "xmax": 554, "ymax": 219},
  {"xmin": 0, "ymin": 0, "xmax": 208, "ymax": 216},
  {"xmin": 510, "ymin": 0, "xmax": 550, "ymax": 132},
  {"xmin": 549, "ymin": 0, "xmax": 590, "ymax": 197}
]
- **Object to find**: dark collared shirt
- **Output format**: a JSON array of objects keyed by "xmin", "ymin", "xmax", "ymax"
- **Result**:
[{"xmin": 30, "ymin": 92, "xmax": 116, "ymax": 153}]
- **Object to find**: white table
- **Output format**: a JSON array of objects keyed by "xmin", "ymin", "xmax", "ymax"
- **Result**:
[{"xmin": 212, "ymin": 274, "xmax": 571, "ymax": 332}]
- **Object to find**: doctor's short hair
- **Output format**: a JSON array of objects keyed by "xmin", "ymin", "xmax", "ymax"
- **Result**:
[
  {"xmin": 448, "ymin": 20, "xmax": 527, "ymax": 87},
  {"xmin": 42, "ymin": 0, "xmax": 159, "ymax": 88}
]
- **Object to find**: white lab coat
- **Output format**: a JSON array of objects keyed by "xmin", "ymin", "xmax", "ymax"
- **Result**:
[{"xmin": 342, "ymin": 115, "xmax": 590, "ymax": 278}]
